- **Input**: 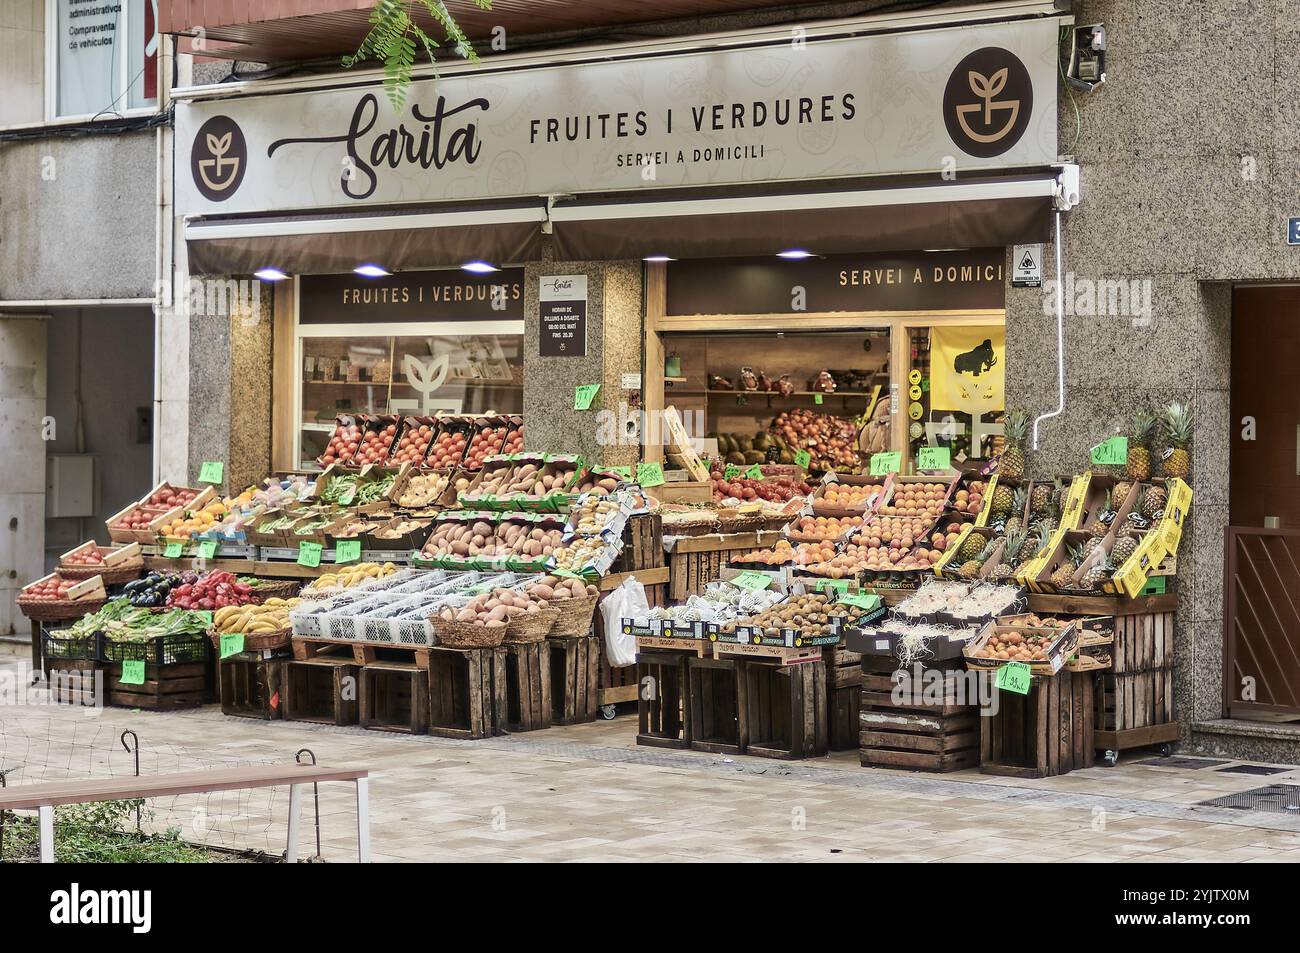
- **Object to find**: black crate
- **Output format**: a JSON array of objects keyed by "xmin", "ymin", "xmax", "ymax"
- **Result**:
[
  {"xmin": 102, "ymin": 632, "xmax": 210, "ymax": 665},
  {"xmin": 41, "ymin": 630, "xmax": 102, "ymax": 662}
]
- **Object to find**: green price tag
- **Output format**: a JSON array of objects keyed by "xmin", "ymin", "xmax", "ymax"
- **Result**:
[
  {"xmin": 198, "ymin": 461, "xmax": 224, "ymax": 484},
  {"xmin": 869, "ymin": 452, "xmax": 902, "ymax": 476},
  {"xmin": 335, "ymin": 539, "xmax": 362, "ymax": 563},
  {"xmin": 724, "ymin": 465, "xmax": 743, "ymax": 480},
  {"xmin": 120, "ymin": 660, "xmax": 146, "ymax": 686},
  {"xmin": 608, "ymin": 466, "xmax": 634, "ymax": 481},
  {"xmin": 816, "ymin": 579, "xmax": 851, "ymax": 594},
  {"xmin": 917, "ymin": 446, "xmax": 951, "ymax": 471},
  {"xmin": 729, "ymin": 570, "xmax": 773, "ymax": 591},
  {"xmin": 837, "ymin": 592, "xmax": 882, "ymax": 610},
  {"xmin": 297, "ymin": 541, "xmax": 323, "ymax": 568},
  {"xmin": 636, "ymin": 462, "xmax": 666, "ymax": 487},
  {"xmin": 574, "ymin": 384, "xmax": 601, "ymax": 410},
  {"xmin": 794, "ymin": 450, "xmax": 812, "ymax": 469},
  {"xmin": 995, "ymin": 661, "xmax": 1033, "ymax": 695},
  {"xmin": 553, "ymin": 567, "xmax": 587, "ymax": 580},
  {"xmin": 1090, "ymin": 436, "xmax": 1128, "ymax": 466},
  {"xmin": 814, "ymin": 393, "xmax": 824, "ymax": 405},
  {"xmin": 219, "ymin": 633, "xmax": 245, "ymax": 659},
  {"xmin": 194, "ymin": 610, "xmax": 214, "ymax": 626},
  {"xmin": 162, "ymin": 541, "xmax": 183, "ymax": 559},
  {"xmin": 745, "ymin": 464, "xmax": 763, "ymax": 479},
  {"xmin": 195, "ymin": 540, "xmax": 218, "ymax": 560}
]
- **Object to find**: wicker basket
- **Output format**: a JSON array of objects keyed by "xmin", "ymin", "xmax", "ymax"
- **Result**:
[
  {"xmin": 248, "ymin": 579, "xmax": 301, "ymax": 600},
  {"xmin": 59, "ymin": 562, "xmax": 144, "ymax": 585},
  {"xmin": 432, "ymin": 617, "xmax": 507, "ymax": 649},
  {"xmin": 504, "ymin": 607, "xmax": 559, "ymax": 644},
  {"xmin": 207, "ymin": 626, "xmax": 292, "ymax": 654},
  {"xmin": 549, "ymin": 591, "xmax": 599, "ymax": 637},
  {"xmin": 17, "ymin": 597, "xmax": 107, "ymax": 623}
]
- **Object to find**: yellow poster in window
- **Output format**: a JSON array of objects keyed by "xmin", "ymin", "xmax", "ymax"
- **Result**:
[{"xmin": 929, "ymin": 326, "xmax": 1005, "ymax": 412}]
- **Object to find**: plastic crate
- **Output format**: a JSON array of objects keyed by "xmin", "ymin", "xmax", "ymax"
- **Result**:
[
  {"xmin": 42, "ymin": 630, "xmax": 102, "ymax": 662},
  {"xmin": 363, "ymin": 593, "xmax": 473, "ymax": 646},
  {"xmin": 299, "ymin": 567, "xmax": 421, "ymax": 601},
  {"xmin": 102, "ymin": 632, "xmax": 210, "ymax": 665}
]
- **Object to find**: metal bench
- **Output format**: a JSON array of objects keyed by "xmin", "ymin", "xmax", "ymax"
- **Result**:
[{"xmin": 0, "ymin": 763, "xmax": 370, "ymax": 863}]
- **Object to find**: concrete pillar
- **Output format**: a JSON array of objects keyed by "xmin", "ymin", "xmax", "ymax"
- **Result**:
[{"xmin": 0, "ymin": 315, "xmax": 48, "ymax": 638}]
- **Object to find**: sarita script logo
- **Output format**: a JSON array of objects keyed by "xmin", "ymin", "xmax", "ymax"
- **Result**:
[
  {"xmin": 50, "ymin": 884, "xmax": 151, "ymax": 934},
  {"xmin": 942, "ymin": 47, "xmax": 1033, "ymax": 158},
  {"xmin": 190, "ymin": 115, "xmax": 247, "ymax": 201},
  {"xmin": 268, "ymin": 92, "xmax": 487, "ymax": 201},
  {"xmin": 543, "ymin": 277, "xmax": 576, "ymax": 295}
]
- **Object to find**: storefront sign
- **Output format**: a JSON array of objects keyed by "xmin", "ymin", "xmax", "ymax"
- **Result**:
[
  {"xmin": 666, "ymin": 250, "xmax": 1005, "ymax": 315},
  {"xmin": 929, "ymin": 326, "xmax": 1006, "ymax": 413},
  {"xmin": 299, "ymin": 269, "xmax": 524, "ymax": 323},
  {"xmin": 1011, "ymin": 244, "xmax": 1043, "ymax": 287},
  {"xmin": 175, "ymin": 19, "xmax": 1059, "ymax": 215},
  {"xmin": 539, "ymin": 275, "xmax": 588, "ymax": 357}
]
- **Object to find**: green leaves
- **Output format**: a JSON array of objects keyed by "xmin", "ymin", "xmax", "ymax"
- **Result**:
[{"xmin": 346, "ymin": 0, "xmax": 490, "ymax": 113}]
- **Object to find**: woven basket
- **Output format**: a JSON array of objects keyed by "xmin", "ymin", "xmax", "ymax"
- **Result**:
[
  {"xmin": 207, "ymin": 626, "xmax": 292, "ymax": 654},
  {"xmin": 504, "ymin": 607, "xmax": 559, "ymax": 644},
  {"xmin": 17, "ymin": 597, "xmax": 107, "ymax": 623},
  {"xmin": 433, "ymin": 617, "xmax": 507, "ymax": 649},
  {"xmin": 549, "ymin": 591, "xmax": 599, "ymax": 638},
  {"xmin": 59, "ymin": 562, "xmax": 144, "ymax": 585},
  {"xmin": 248, "ymin": 579, "xmax": 301, "ymax": 600}
]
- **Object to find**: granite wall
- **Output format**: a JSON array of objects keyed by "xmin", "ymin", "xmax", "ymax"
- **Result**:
[{"xmin": 1008, "ymin": 0, "xmax": 1299, "ymax": 744}]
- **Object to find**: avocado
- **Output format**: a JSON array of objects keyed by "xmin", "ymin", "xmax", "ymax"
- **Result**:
[{"xmin": 726, "ymin": 451, "xmax": 746, "ymax": 466}]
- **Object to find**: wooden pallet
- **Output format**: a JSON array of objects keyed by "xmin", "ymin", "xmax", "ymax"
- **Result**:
[
  {"xmin": 359, "ymin": 661, "xmax": 429, "ymax": 735},
  {"xmin": 428, "ymin": 645, "xmax": 505, "ymax": 740},
  {"xmin": 741, "ymin": 658, "xmax": 828, "ymax": 760},
  {"xmin": 636, "ymin": 649, "xmax": 693, "ymax": 749},
  {"xmin": 282, "ymin": 657, "xmax": 359, "ymax": 726},
  {"xmin": 858, "ymin": 660, "xmax": 981, "ymax": 772},
  {"xmin": 501, "ymin": 642, "xmax": 552, "ymax": 733},
  {"xmin": 980, "ymin": 671, "xmax": 1094, "ymax": 778},
  {"xmin": 102, "ymin": 661, "xmax": 210, "ymax": 711},
  {"xmin": 548, "ymin": 634, "xmax": 600, "ymax": 725},
  {"xmin": 219, "ymin": 653, "xmax": 287, "ymax": 720},
  {"xmin": 291, "ymin": 636, "xmax": 431, "ymax": 670},
  {"xmin": 688, "ymin": 656, "xmax": 743, "ymax": 754}
]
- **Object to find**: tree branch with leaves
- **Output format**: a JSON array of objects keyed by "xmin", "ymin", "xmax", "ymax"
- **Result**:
[{"xmin": 344, "ymin": 0, "xmax": 493, "ymax": 113}]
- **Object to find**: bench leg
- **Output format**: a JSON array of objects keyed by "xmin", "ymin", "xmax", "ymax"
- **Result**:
[
  {"xmin": 39, "ymin": 806, "xmax": 54, "ymax": 863},
  {"xmin": 356, "ymin": 778, "xmax": 371, "ymax": 863},
  {"xmin": 286, "ymin": 783, "xmax": 303, "ymax": 863}
]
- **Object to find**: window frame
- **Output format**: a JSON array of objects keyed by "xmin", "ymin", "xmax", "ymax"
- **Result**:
[{"xmin": 44, "ymin": 0, "xmax": 160, "ymax": 124}]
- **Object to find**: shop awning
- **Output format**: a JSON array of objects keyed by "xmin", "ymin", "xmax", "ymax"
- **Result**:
[
  {"xmin": 184, "ymin": 205, "xmax": 547, "ymax": 276},
  {"xmin": 549, "ymin": 176, "xmax": 1058, "ymax": 261}
]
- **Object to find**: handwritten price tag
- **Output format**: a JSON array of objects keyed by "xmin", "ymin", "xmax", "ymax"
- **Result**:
[
  {"xmin": 729, "ymin": 571, "xmax": 773, "ymax": 591},
  {"xmin": 635, "ymin": 462, "xmax": 666, "ymax": 487},
  {"xmin": 917, "ymin": 446, "xmax": 951, "ymax": 471},
  {"xmin": 335, "ymin": 539, "xmax": 362, "ymax": 563},
  {"xmin": 995, "ymin": 661, "xmax": 1033, "ymax": 695},
  {"xmin": 162, "ymin": 541, "xmax": 183, "ymax": 559},
  {"xmin": 724, "ymin": 465, "xmax": 743, "ymax": 480},
  {"xmin": 195, "ymin": 540, "xmax": 218, "ymax": 560},
  {"xmin": 794, "ymin": 450, "xmax": 811, "ymax": 469},
  {"xmin": 869, "ymin": 452, "xmax": 901, "ymax": 476},
  {"xmin": 120, "ymin": 660, "xmax": 146, "ymax": 686},
  {"xmin": 1090, "ymin": 436, "xmax": 1128, "ymax": 466},
  {"xmin": 837, "ymin": 592, "xmax": 881, "ymax": 610},
  {"xmin": 297, "ymin": 542, "xmax": 323, "ymax": 568},
  {"xmin": 220, "ymin": 633, "xmax": 245, "ymax": 659},
  {"xmin": 745, "ymin": 464, "xmax": 763, "ymax": 479},
  {"xmin": 574, "ymin": 384, "xmax": 601, "ymax": 410},
  {"xmin": 814, "ymin": 393, "xmax": 824, "ymax": 405},
  {"xmin": 815, "ymin": 579, "xmax": 851, "ymax": 594},
  {"xmin": 198, "ymin": 461, "xmax": 224, "ymax": 484},
  {"xmin": 609, "ymin": 466, "xmax": 633, "ymax": 481}
]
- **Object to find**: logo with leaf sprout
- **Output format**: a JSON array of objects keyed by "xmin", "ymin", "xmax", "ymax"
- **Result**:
[
  {"xmin": 942, "ymin": 48, "xmax": 1033, "ymax": 159},
  {"xmin": 390, "ymin": 353, "xmax": 463, "ymax": 416},
  {"xmin": 191, "ymin": 116, "xmax": 247, "ymax": 201}
]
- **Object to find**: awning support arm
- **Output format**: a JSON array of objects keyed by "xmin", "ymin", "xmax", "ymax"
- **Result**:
[{"xmin": 1032, "ymin": 165, "xmax": 1079, "ymax": 451}]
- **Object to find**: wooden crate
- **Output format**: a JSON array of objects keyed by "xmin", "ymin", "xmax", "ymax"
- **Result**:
[
  {"xmin": 688, "ymin": 656, "xmax": 743, "ymax": 754},
  {"xmin": 360, "ymin": 661, "xmax": 429, "ymax": 734},
  {"xmin": 741, "ymin": 659, "xmax": 828, "ymax": 760},
  {"xmin": 1111, "ymin": 611, "xmax": 1175, "ymax": 673},
  {"xmin": 43, "ymin": 658, "xmax": 100, "ymax": 708},
  {"xmin": 858, "ymin": 657, "xmax": 980, "ymax": 772},
  {"xmin": 548, "ymin": 634, "xmax": 599, "ymax": 725},
  {"xmin": 666, "ymin": 532, "xmax": 784, "ymax": 602},
  {"xmin": 103, "ymin": 661, "xmax": 209, "ymax": 710},
  {"xmin": 612, "ymin": 513, "xmax": 665, "ymax": 574},
  {"xmin": 826, "ymin": 647, "xmax": 863, "ymax": 751},
  {"xmin": 282, "ymin": 658, "xmax": 359, "ymax": 726},
  {"xmin": 501, "ymin": 642, "xmax": 552, "ymax": 732},
  {"xmin": 980, "ymin": 671, "xmax": 1094, "ymax": 778},
  {"xmin": 428, "ymin": 645, "xmax": 505, "ymax": 740},
  {"xmin": 636, "ymin": 649, "xmax": 694, "ymax": 748},
  {"xmin": 219, "ymin": 653, "xmax": 287, "ymax": 720},
  {"xmin": 1096, "ymin": 668, "xmax": 1174, "ymax": 732}
]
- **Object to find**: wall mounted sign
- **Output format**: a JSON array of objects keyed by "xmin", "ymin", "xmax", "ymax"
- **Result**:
[
  {"xmin": 174, "ymin": 19, "xmax": 1059, "ymax": 216},
  {"xmin": 666, "ymin": 249, "xmax": 1005, "ymax": 315},
  {"xmin": 539, "ymin": 275, "xmax": 588, "ymax": 357},
  {"xmin": 1288, "ymin": 218, "xmax": 1300, "ymax": 245},
  {"xmin": 299, "ymin": 268, "xmax": 524, "ymax": 323},
  {"xmin": 929, "ymin": 325, "xmax": 1005, "ymax": 412},
  {"xmin": 1011, "ymin": 243, "xmax": 1043, "ymax": 287}
]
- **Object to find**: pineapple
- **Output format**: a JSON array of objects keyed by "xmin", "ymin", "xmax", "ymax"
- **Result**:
[
  {"xmin": 1018, "ymin": 522, "xmax": 1052, "ymax": 569},
  {"xmin": 1081, "ymin": 554, "xmax": 1113, "ymax": 590},
  {"xmin": 992, "ymin": 531, "xmax": 1028, "ymax": 580},
  {"xmin": 1126, "ymin": 412, "xmax": 1157, "ymax": 481},
  {"xmin": 957, "ymin": 529, "xmax": 988, "ymax": 563},
  {"xmin": 1049, "ymin": 544, "xmax": 1083, "ymax": 589},
  {"xmin": 1112, "ymin": 535, "xmax": 1139, "ymax": 566},
  {"xmin": 1087, "ymin": 518, "xmax": 1110, "ymax": 538},
  {"xmin": 1141, "ymin": 484, "xmax": 1167, "ymax": 519},
  {"xmin": 1160, "ymin": 402, "xmax": 1193, "ymax": 480},
  {"xmin": 990, "ymin": 481, "xmax": 1016, "ymax": 519},
  {"xmin": 960, "ymin": 538, "xmax": 997, "ymax": 580},
  {"xmin": 1030, "ymin": 480, "xmax": 1052, "ymax": 517},
  {"xmin": 999, "ymin": 409, "xmax": 1030, "ymax": 478},
  {"xmin": 1003, "ymin": 486, "xmax": 1028, "ymax": 536},
  {"xmin": 1082, "ymin": 536, "xmax": 1104, "ymax": 558},
  {"xmin": 1111, "ymin": 480, "xmax": 1133, "ymax": 511}
]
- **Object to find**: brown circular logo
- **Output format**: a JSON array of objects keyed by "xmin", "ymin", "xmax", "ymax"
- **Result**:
[
  {"xmin": 191, "ymin": 115, "xmax": 247, "ymax": 202},
  {"xmin": 943, "ymin": 47, "xmax": 1033, "ymax": 158}
]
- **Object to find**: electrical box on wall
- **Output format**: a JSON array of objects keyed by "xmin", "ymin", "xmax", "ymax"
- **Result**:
[{"xmin": 46, "ymin": 454, "xmax": 97, "ymax": 518}]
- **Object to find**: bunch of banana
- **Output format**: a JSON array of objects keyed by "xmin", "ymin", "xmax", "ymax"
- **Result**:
[
  {"xmin": 305, "ymin": 561, "xmax": 400, "ymax": 593},
  {"xmin": 214, "ymin": 597, "xmax": 302, "ymax": 634}
]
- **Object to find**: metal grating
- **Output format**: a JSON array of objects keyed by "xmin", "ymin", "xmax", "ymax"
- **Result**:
[
  {"xmin": 1215, "ymin": 764, "xmax": 1291, "ymax": 776},
  {"xmin": 1201, "ymin": 784, "xmax": 1300, "ymax": 814},
  {"xmin": 1135, "ymin": 756, "xmax": 1229, "ymax": 769}
]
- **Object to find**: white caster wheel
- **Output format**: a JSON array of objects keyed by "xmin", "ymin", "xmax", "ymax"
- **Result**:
[
  {"xmin": 1102, "ymin": 749, "xmax": 1118, "ymax": 767},
  {"xmin": 600, "ymin": 704, "xmax": 618, "ymax": 720}
]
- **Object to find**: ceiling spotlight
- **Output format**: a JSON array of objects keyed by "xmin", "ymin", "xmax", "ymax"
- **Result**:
[
  {"xmin": 643, "ymin": 255, "xmax": 675, "ymax": 263},
  {"xmin": 777, "ymin": 249, "xmax": 814, "ymax": 259},
  {"xmin": 253, "ymin": 267, "xmax": 288, "ymax": 281},
  {"xmin": 353, "ymin": 264, "xmax": 391, "ymax": 278},
  {"xmin": 461, "ymin": 261, "xmax": 500, "ymax": 274}
]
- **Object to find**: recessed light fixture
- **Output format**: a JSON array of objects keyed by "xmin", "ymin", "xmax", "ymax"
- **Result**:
[
  {"xmin": 461, "ymin": 260, "xmax": 500, "ymax": 274},
  {"xmin": 353, "ymin": 264, "xmax": 391, "ymax": 278},
  {"xmin": 253, "ymin": 267, "xmax": 288, "ymax": 281},
  {"xmin": 643, "ymin": 255, "xmax": 675, "ymax": 263},
  {"xmin": 776, "ymin": 249, "xmax": 814, "ymax": 259}
]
